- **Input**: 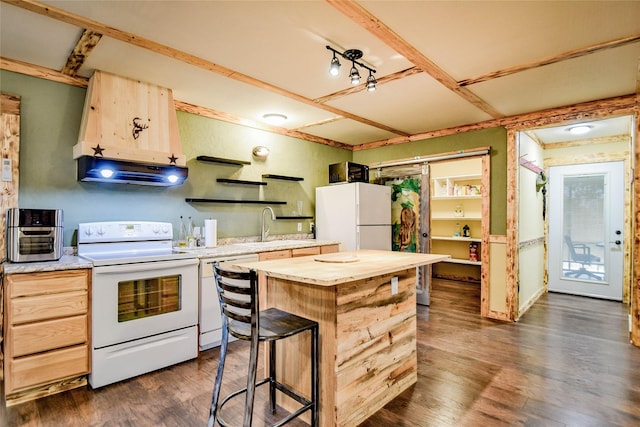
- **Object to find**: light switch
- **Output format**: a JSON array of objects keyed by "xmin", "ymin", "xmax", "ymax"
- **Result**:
[
  {"xmin": 391, "ymin": 276, "xmax": 398, "ymax": 295},
  {"xmin": 1, "ymin": 158, "xmax": 12, "ymax": 182}
]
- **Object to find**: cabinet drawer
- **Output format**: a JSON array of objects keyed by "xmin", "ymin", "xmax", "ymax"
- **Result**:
[
  {"xmin": 292, "ymin": 246, "xmax": 321, "ymax": 257},
  {"xmin": 259, "ymin": 249, "xmax": 291, "ymax": 261},
  {"xmin": 9, "ymin": 291, "xmax": 88, "ymax": 324},
  {"xmin": 320, "ymin": 244, "xmax": 339, "ymax": 254},
  {"xmin": 6, "ymin": 344, "xmax": 89, "ymax": 394},
  {"xmin": 7, "ymin": 270, "xmax": 89, "ymax": 298},
  {"xmin": 10, "ymin": 314, "xmax": 88, "ymax": 357}
]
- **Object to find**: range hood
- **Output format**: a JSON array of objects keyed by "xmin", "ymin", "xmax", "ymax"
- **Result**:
[
  {"xmin": 73, "ymin": 71, "xmax": 188, "ymax": 186},
  {"xmin": 77, "ymin": 156, "xmax": 188, "ymax": 186}
]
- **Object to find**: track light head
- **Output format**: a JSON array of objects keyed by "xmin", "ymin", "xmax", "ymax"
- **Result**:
[
  {"xmin": 366, "ymin": 72, "xmax": 377, "ymax": 92},
  {"xmin": 329, "ymin": 54, "xmax": 341, "ymax": 76},
  {"xmin": 349, "ymin": 64, "xmax": 361, "ymax": 85}
]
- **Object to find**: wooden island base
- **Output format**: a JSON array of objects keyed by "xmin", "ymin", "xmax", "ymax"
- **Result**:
[{"xmin": 238, "ymin": 250, "xmax": 449, "ymax": 426}]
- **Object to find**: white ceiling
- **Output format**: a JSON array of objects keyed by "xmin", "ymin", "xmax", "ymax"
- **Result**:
[{"xmin": 1, "ymin": 0, "xmax": 638, "ymax": 148}]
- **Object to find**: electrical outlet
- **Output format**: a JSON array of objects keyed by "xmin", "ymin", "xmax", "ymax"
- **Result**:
[
  {"xmin": 391, "ymin": 276, "xmax": 398, "ymax": 295},
  {"xmin": 297, "ymin": 222, "xmax": 302, "ymax": 232}
]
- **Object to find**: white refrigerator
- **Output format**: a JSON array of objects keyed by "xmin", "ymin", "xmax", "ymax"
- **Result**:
[{"xmin": 316, "ymin": 182, "xmax": 391, "ymax": 251}]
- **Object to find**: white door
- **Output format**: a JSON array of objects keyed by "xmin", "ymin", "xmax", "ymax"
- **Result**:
[{"xmin": 547, "ymin": 162, "xmax": 624, "ymax": 300}]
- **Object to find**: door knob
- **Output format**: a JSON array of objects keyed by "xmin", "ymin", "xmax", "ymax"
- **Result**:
[
  {"xmin": 615, "ymin": 230, "xmax": 621, "ymax": 235},
  {"xmin": 610, "ymin": 240, "xmax": 621, "ymax": 245}
]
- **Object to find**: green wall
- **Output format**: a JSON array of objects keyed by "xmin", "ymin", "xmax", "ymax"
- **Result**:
[
  {"xmin": 0, "ymin": 70, "xmax": 351, "ymax": 246},
  {"xmin": 353, "ymin": 127, "xmax": 508, "ymax": 235}
]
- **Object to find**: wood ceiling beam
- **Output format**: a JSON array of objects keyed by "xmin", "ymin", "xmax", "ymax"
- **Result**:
[
  {"xmin": 327, "ymin": 0, "xmax": 504, "ymax": 119},
  {"xmin": 460, "ymin": 34, "xmax": 640, "ymax": 87},
  {"xmin": 352, "ymin": 93, "xmax": 638, "ymax": 151},
  {"xmin": 61, "ymin": 29, "xmax": 102, "ymax": 77},
  {"xmin": 1, "ymin": 56, "xmax": 88, "ymax": 87},
  {"xmin": 3, "ymin": 0, "xmax": 409, "ymax": 138},
  {"xmin": 314, "ymin": 66, "xmax": 422, "ymax": 104},
  {"xmin": 173, "ymin": 101, "xmax": 352, "ymax": 150}
]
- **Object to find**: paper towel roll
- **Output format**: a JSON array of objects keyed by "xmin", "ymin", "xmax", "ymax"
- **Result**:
[{"xmin": 204, "ymin": 219, "xmax": 217, "ymax": 247}]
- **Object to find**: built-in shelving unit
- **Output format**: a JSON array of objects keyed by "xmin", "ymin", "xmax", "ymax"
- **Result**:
[
  {"xmin": 430, "ymin": 159, "xmax": 483, "ymax": 273},
  {"xmin": 216, "ymin": 178, "xmax": 266, "ymax": 186},
  {"xmin": 196, "ymin": 155, "xmax": 251, "ymax": 166},
  {"xmin": 186, "ymin": 198, "xmax": 286, "ymax": 205},
  {"xmin": 262, "ymin": 174, "xmax": 304, "ymax": 181}
]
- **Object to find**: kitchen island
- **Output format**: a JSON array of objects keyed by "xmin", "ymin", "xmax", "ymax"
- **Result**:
[{"xmin": 237, "ymin": 249, "xmax": 449, "ymax": 427}]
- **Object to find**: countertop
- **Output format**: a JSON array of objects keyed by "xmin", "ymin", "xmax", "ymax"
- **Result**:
[
  {"xmin": 2, "ymin": 238, "xmax": 340, "ymax": 274},
  {"xmin": 236, "ymin": 249, "xmax": 451, "ymax": 286}
]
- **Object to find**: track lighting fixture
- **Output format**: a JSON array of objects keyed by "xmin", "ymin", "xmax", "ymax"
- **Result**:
[{"xmin": 326, "ymin": 45, "xmax": 376, "ymax": 91}]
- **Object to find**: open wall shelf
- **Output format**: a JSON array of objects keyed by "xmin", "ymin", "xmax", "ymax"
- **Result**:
[
  {"xmin": 262, "ymin": 174, "xmax": 304, "ymax": 181},
  {"xmin": 186, "ymin": 198, "xmax": 286, "ymax": 205},
  {"xmin": 216, "ymin": 178, "xmax": 266, "ymax": 186},
  {"xmin": 276, "ymin": 216, "xmax": 314, "ymax": 220},
  {"xmin": 197, "ymin": 156, "xmax": 251, "ymax": 166}
]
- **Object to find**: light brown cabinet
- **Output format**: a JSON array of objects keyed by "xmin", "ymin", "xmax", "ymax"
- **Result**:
[{"xmin": 4, "ymin": 269, "xmax": 90, "ymax": 405}]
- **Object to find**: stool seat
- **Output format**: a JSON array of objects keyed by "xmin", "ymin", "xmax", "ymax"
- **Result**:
[
  {"xmin": 208, "ymin": 263, "xmax": 319, "ymax": 427},
  {"xmin": 229, "ymin": 307, "xmax": 319, "ymax": 341}
]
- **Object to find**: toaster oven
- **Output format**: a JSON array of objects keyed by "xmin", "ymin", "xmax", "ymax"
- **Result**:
[{"xmin": 6, "ymin": 208, "xmax": 64, "ymax": 262}]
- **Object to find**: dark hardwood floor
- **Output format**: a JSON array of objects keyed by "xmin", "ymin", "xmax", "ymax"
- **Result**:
[{"xmin": 3, "ymin": 278, "xmax": 640, "ymax": 426}]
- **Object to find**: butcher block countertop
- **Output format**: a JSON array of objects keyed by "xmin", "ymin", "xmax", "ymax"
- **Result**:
[{"xmin": 236, "ymin": 249, "xmax": 450, "ymax": 286}]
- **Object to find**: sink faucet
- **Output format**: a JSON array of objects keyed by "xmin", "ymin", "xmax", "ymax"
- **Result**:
[{"xmin": 261, "ymin": 206, "xmax": 276, "ymax": 241}]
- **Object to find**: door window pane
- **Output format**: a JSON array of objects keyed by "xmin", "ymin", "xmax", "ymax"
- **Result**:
[{"xmin": 562, "ymin": 175, "xmax": 605, "ymax": 282}]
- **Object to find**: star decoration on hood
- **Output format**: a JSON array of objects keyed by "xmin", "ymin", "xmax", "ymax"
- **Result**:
[
  {"xmin": 168, "ymin": 154, "xmax": 178, "ymax": 165},
  {"xmin": 92, "ymin": 145, "xmax": 105, "ymax": 157}
]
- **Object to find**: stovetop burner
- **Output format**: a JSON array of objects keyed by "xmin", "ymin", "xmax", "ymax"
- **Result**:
[{"xmin": 77, "ymin": 221, "xmax": 197, "ymax": 266}]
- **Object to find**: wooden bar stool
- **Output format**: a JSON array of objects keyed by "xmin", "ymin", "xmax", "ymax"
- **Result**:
[{"xmin": 208, "ymin": 262, "xmax": 319, "ymax": 427}]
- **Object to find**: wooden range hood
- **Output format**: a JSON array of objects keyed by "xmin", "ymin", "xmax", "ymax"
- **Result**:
[{"xmin": 73, "ymin": 71, "xmax": 187, "ymax": 185}]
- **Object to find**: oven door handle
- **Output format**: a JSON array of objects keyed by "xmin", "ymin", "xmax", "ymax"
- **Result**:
[{"xmin": 92, "ymin": 258, "xmax": 198, "ymax": 274}]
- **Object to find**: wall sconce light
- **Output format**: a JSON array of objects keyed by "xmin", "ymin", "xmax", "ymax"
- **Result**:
[
  {"xmin": 326, "ymin": 45, "xmax": 376, "ymax": 92},
  {"xmin": 252, "ymin": 146, "xmax": 270, "ymax": 159}
]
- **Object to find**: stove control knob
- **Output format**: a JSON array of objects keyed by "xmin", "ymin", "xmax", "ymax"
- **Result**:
[
  {"xmin": 161, "ymin": 224, "xmax": 170, "ymax": 234},
  {"xmin": 84, "ymin": 226, "xmax": 94, "ymax": 236},
  {"xmin": 152, "ymin": 224, "xmax": 160, "ymax": 234},
  {"xmin": 97, "ymin": 226, "xmax": 105, "ymax": 236}
]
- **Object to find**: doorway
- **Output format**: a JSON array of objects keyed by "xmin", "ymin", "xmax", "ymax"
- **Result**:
[{"xmin": 547, "ymin": 161, "xmax": 624, "ymax": 300}]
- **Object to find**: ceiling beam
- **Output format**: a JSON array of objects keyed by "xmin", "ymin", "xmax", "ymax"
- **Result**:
[
  {"xmin": 314, "ymin": 66, "xmax": 422, "ymax": 104},
  {"xmin": 327, "ymin": 0, "xmax": 504, "ymax": 119},
  {"xmin": 3, "ymin": 0, "xmax": 409, "ymax": 138},
  {"xmin": 1, "ymin": 56, "xmax": 88, "ymax": 87},
  {"xmin": 61, "ymin": 29, "xmax": 102, "ymax": 77},
  {"xmin": 460, "ymin": 34, "xmax": 640, "ymax": 87},
  {"xmin": 173, "ymin": 101, "xmax": 353, "ymax": 150},
  {"xmin": 352, "ymin": 93, "xmax": 638, "ymax": 150}
]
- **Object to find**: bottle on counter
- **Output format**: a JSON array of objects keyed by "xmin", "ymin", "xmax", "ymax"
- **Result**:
[
  {"xmin": 178, "ymin": 216, "xmax": 187, "ymax": 247},
  {"xmin": 187, "ymin": 217, "xmax": 195, "ymax": 247}
]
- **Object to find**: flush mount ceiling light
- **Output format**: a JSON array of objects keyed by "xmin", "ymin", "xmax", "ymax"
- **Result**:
[
  {"xmin": 326, "ymin": 45, "xmax": 376, "ymax": 91},
  {"xmin": 252, "ymin": 146, "xmax": 270, "ymax": 159},
  {"xmin": 262, "ymin": 113, "xmax": 287, "ymax": 126},
  {"xmin": 567, "ymin": 124, "xmax": 593, "ymax": 135}
]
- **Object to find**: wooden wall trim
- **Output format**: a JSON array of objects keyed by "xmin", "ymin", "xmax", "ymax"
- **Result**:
[
  {"xmin": 632, "ymin": 110, "xmax": 640, "ymax": 346},
  {"xmin": 505, "ymin": 128, "xmax": 518, "ymax": 321}
]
